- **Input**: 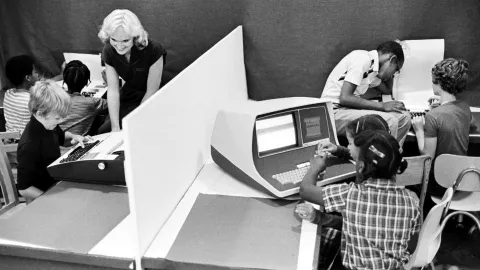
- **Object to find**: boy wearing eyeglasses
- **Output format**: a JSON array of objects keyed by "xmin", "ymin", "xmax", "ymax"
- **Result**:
[{"xmin": 321, "ymin": 41, "xmax": 411, "ymax": 146}]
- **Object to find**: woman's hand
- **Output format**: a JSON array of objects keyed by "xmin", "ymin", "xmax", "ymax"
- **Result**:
[{"xmin": 295, "ymin": 203, "xmax": 316, "ymax": 223}]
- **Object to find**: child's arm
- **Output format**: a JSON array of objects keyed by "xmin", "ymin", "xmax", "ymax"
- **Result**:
[
  {"xmin": 317, "ymin": 142, "xmax": 351, "ymax": 160},
  {"xmin": 299, "ymin": 153, "xmax": 327, "ymax": 206},
  {"xmin": 339, "ymin": 81, "xmax": 405, "ymax": 112},
  {"xmin": 19, "ymin": 186, "xmax": 43, "ymax": 203},
  {"xmin": 471, "ymin": 114, "xmax": 477, "ymax": 130},
  {"xmin": 373, "ymin": 77, "xmax": 394, "ymax": 95},
  {"xmin": 17, "ymin": 142, "xmax": 44, "ymax": 202},
  {"xmin": 412, "ymin": 115, "xmax": 437, "ymax": 158}
]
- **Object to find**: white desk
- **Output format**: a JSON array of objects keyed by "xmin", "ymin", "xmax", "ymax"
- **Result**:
[
  {"xmin": 142, "ymin": 162, "xmax": 321, "ymax": 270},
  {"xmin": 0, "ymin": 182, "xmax": 135, "ymax": 270},
  {"xmin": 0, "ymin": 132, "xmax": 133, "ymax": 269}
]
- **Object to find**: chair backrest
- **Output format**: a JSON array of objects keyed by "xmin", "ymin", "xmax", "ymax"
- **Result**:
[
  {"xmin": 0, "ymin": 131, "xmax": 21, "ymax": 215},
  {"xmin": 434, "ymin": 154, "xmax": 480, "ymax": 192},
  {"xmin": 0, "ymin": 107, "xmax": 6, "ymax": 132},
  {"xmin": 405, "ymin": 187, "xmax": 453, "ymax": 269},
  {"xmin": 396, "ymin": 155, "xmax": 432, "ymax": 222}
]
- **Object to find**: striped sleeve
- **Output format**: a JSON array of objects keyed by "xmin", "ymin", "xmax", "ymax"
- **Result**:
[
  {"xmin": 59, "ymin": 96, "xmax": 103, "ymax": 135},
  {"xmin": 3, "ymin": 89, "xmax": 31, "ymax": 133}
]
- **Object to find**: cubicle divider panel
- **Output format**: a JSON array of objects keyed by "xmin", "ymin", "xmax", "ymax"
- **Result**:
[{"xmin": 122, "ymin": 26, "xmax": 248, "ymax": 268}]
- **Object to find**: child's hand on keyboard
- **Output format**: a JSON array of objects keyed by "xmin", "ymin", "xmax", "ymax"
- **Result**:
[
  {"xmin": 295, "ymin": 203, "xmax": 316, "ymax": 223},
  {"xmin": 412, "ymin": 115, "xmax": 425, "ymax": 134},
  {"xmin": 310, "ymin": 151, "xmax": 327, "ymax": 173},
  {"xmin": 317, "ymin": 141, "xmax": 338, "ymax": 154},
  {"xmin": 70, "ymin": 134, "xmax": 93, "ymax": 148}
]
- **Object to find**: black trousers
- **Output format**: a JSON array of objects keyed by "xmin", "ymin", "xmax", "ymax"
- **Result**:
[{"xmin": 97, "ymin": 101, "xmax": 140, "ymax": 134}]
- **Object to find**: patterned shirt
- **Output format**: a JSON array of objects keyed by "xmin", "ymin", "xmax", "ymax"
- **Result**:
[
  {"xmin": 4, "ymin": 88, "xmax": 31, "ymax": 133},
  {"xmin": 322, "ymin": 178, "xmax": 420, "ymax": 270},
  {"xmin": 59, "ymin": 94, "xmax": 107, "ymax": 135},
  {"xmin": 321, "ymin": 50, "xmax": 382, "ymax": 107}
]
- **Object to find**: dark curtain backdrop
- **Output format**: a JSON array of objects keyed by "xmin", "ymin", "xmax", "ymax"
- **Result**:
[{"xmin": 1, "ymin": 0, "xmax": 479, "ymax": 105}]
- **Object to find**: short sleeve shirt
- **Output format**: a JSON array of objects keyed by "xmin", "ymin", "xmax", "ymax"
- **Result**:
[
  {"xmin": 102, "ymin": 39, "xmax": 167, "ymax": 103},
  {"xmin": 4, "ymin": 89, "xmax": 31, "ymax": 133},
  {"xmin": 424, "ymin": 100, "xmax": 471, "ymax": 157},
  {"xmin": 322, "ymin": 179, "xmax": 420, "ymax": 270},
  {"xmin": 321, "ymin": 50, "xmax": 381, "ymax": 106},
  {"xmin": 17, "ymin": 116, "xmax": 65, "ymax": 191},
  {"xmin": 59, "ymin": 94, "xmax": 108, "ymax": 135}
]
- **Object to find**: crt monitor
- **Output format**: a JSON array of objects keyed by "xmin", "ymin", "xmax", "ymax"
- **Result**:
[{"xmin": 211, "ymin": 97, "xmax": 356, "ymax": 198}]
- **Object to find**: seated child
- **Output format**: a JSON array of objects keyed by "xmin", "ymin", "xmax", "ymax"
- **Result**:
[
  {"xmin": 17, "ymin": 80, "xmax": 91, "ymax": 202},
  {"xmin": 412, "ymin": 58, "xmax": 472, "ymax": 197},
  {"xmin": 296, "ymin": 130, "xmax": 420, "ymax": 270},
  {"xmin": 59, "ymin": 60, "xmax": 108, "ymax": 136},
  {"xmin": 4, "ymin": 55, "xmax": 40, "ymax": 133}
]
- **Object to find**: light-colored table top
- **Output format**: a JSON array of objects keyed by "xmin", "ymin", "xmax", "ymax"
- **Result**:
[{"xmin": 143, "ymin": 162, "xmax": 320, "ymax": 270}]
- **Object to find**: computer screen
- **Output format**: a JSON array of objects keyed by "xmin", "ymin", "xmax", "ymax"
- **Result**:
[
  {"xmin": 299, "ymin": 107, "xmax": 329, "ymax": 146},
  {"xmin": 211, "ymin": 98, "xmax": 356, "ymax": 197},
  {"xmin": 255, "ymin": 113, "xmax": 297, "ymax": 155}
]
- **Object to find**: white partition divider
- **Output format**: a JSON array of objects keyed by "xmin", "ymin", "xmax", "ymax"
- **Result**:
[
  {"xmin": 122, "ymin": 26, "xmax": 248, "ymax": 268},
  {"xmin": 393, "ymin": 39, "xmax": 444, "ymax": 109}
]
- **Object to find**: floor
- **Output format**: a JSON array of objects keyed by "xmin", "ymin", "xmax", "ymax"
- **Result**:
[{"xmin": 432, "ymin": 218, "xmax": 480, "ymax": 270}]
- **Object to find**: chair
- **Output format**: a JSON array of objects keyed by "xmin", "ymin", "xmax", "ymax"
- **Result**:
[
  {"xmin": 396, "ymin": 155, "xmax": 432, "ymax": 223},
  {"xmin": 404, "ymin": 188, "xmax": 480, "ymax": 269},
  {"xmin": 0, "ymin": 131, "xmax": 22, "ymax": 216},
  {"xmin": 430, "ymin": 154, "xmax": 480, "ymax": 232}
]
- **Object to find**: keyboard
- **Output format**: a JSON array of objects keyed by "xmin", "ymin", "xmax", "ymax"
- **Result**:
[
  {"xmin": 59, "ymin": 140, "xmax": 100, "ymax": 163},
  {"xmin": 408, "ymin": 110, "xmax": 428, "ymax": 118},
  {"xmin": 272, "ymin": 165, "xmax": 311, "ymax": 185},
  {"xmin": 271, "ymin": 156, "xmax": 354, "ymax": 185}
]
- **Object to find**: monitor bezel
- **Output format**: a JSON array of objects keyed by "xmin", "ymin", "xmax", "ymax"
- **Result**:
[
  {"xmin": 255, "ymin": 111, "xmax": 299, "ymax": 157},
  {"xmin": 254, "ymin": 104, "xmax": 331, "ymax": 158}
]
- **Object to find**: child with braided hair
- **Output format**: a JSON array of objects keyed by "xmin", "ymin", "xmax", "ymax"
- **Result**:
[
  {"xmin": 412, "ymin": 58, "xmax": 473, "ymax": 197},
  {"xmin": 59, "ymin": 60, "xmax": 107, "ymax": 135},
  {"xmin": 296, "ymin": 130, "xmax": 420, "ymax": 270},
  {"xmin": 316, "ymin": 114, "xmax": 390, "ymax": 161}
]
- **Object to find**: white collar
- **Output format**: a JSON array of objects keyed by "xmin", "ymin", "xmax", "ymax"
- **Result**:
[{"xmin": 368, "ymin": 50, "xmax": 379, "ymax": 72}]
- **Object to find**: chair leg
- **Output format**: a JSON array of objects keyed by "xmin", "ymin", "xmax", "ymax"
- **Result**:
[
  {"xmin": 456, "ymin": 214, "xmax": 464, "ymax": 229},
  {"xmin": 429, "ymin": 261, "xmax": 435, "ymax": 270},
  {"xmin": 468, "ymin": 212, "xmax": 480, "ymax": 236}
]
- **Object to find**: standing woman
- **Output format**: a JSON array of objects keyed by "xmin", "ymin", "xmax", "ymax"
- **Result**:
[{"xmin": 97, "ymin": 9, "xmax": 167, "ymax": 132}]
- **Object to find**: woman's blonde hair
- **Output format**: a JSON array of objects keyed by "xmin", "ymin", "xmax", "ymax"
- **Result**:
[
  {"xmin": 98, "ymin": 9, "xmax": 149, "ymax": 50},
  {"xmin": 29, "ymin": 80, "xmax": 71, "ymax": 118}
]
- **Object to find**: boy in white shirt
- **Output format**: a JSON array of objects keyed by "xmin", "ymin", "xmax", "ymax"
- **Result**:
[{"xmin": 321, "ymin": 41, "xmax": 411, "ymax": 145}]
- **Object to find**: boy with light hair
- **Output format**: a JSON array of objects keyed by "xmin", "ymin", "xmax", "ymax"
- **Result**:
[{"xmin": 17, "ymin": 80, "xmax": 91, "ymax": 202}]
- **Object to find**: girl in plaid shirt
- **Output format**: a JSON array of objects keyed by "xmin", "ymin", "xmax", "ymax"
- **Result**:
[{"xmin": 296, "ymin": 130, "xmax": 420, "ymax": 270}]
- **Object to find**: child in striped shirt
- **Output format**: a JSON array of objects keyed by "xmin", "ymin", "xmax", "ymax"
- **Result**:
[
  {"xmin": 59, "ymin": 60, "xmax": 107, "ymax": 136},
  {"xmin": 4, "ymin": 55, "xmax": 40, "ymax": 133}
]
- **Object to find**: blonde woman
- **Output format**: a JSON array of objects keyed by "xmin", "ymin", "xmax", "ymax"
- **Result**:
[{"xmin": 97, "ymin": 9, "xmax": 167, "ymax": 133}]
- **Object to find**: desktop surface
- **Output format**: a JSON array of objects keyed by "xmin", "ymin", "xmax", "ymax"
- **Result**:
[
  {"xmin": 0, "ymin": 181, "xmax": 129, "ymax": 253},
  {"xmin": 165, "ymin": 194, "xmax": 306, "ymax": 270},
  {"xmin": 142, "ymin": 162, "xmax": 322, "ymax": 270}
]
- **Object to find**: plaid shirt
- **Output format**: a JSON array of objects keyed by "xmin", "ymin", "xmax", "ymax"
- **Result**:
[{"xmin": 322, "ymin": 178, "xmax": 421, "ymax": 270}]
